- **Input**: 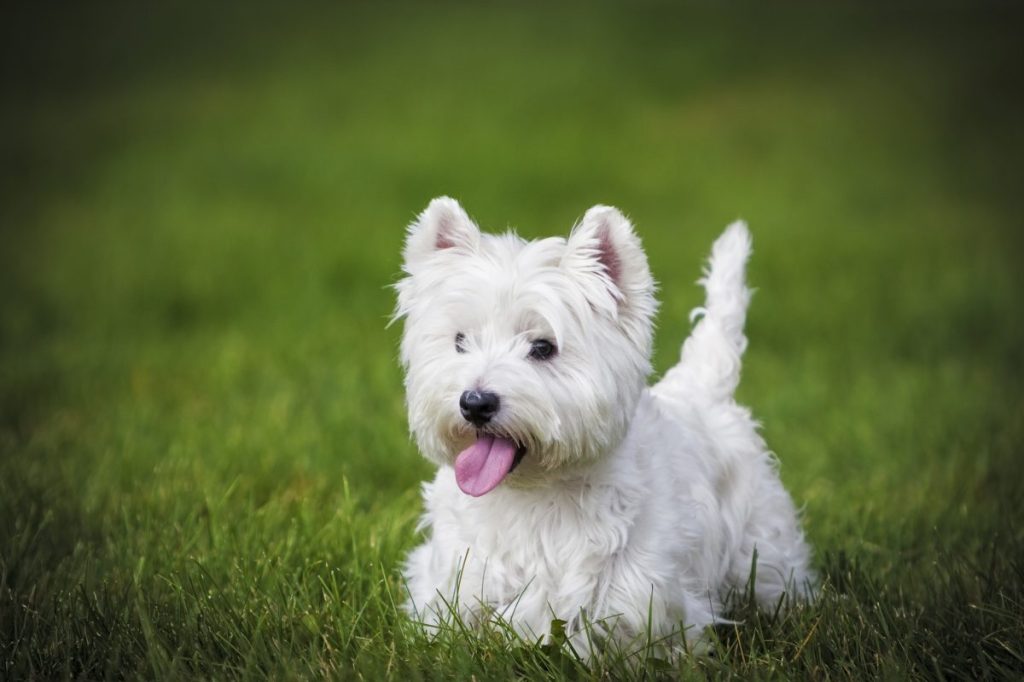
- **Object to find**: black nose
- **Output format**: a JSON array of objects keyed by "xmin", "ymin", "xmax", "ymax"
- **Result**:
[{"xmin": 460, "ymin": 390, "xmax": 500, "ymax": 426}]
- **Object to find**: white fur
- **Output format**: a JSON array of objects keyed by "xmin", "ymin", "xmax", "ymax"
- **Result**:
[{"xmin": 395, "ymin": 197, "xmax": 814, "ymax": 653}]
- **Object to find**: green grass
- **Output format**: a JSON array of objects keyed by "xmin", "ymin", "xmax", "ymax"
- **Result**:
[{"xmin": 2, "ymin": 2, "xmax": 1023, "ymax": 678}]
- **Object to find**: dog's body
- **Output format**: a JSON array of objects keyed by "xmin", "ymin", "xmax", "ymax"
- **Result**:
[{"xmin": 395, "ymin": 198, "xmax": 813, "ymax": 650}]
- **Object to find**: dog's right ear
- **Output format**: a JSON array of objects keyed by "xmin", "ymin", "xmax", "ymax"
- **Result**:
[{"xmin": 403, "ymin": 197, "xmax": 481, "ymax": 272}]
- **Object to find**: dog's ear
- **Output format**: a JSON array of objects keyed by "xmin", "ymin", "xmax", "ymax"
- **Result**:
[
  {"xmin": 563, "ymin": 205, "xmax": 655, "ymax": 316},
  {"xmin": 403, "ymin": 197, "xmax": 480, "ymax": 271}
]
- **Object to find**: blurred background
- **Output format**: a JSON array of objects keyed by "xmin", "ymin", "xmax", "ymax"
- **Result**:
[{"xmin": 1, "ymin": 1, "xmax": 1022, "ymax": 677}]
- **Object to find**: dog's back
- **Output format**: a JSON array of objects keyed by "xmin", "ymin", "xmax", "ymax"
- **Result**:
[{"xmin": 653, "ymin": 221, "xmax": 816, "ymax": 606}]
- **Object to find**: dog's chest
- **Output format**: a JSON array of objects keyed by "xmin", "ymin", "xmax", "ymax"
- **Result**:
[{"xmin": 449, "ymin": 483, "xmax": 639, "ymax": 598}]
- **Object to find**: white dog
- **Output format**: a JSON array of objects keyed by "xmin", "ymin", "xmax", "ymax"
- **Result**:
[{"xmin": 395, "ymin": 197, "xmax": 813, "ymax": 653}]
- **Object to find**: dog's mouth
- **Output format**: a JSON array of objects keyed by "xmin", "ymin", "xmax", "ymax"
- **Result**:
[
  {"xmin": 453, "ymin": 432, "xmax": 527, "ymax": 497},
  {"xmin": 509, "ymin": 440, "xmax": 527, "ymax": 473}
]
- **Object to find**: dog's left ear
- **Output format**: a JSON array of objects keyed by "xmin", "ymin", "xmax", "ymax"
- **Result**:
[{"xmin": 563, "ymin": 205, "xmax": 655, "ymax": 318}]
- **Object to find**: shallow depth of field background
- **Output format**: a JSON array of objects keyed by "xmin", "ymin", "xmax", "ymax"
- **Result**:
[{"xmin": 2, "ymin": 3, "xmax": 1022, "ymax": 679}]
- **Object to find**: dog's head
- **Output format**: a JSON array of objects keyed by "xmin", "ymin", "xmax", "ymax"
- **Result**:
[{"xmin": 394, "ymin": 197, "xmax": 657, "ymax": 496}]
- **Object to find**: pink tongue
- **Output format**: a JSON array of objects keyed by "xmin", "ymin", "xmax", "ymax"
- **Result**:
[{"xmin": 454, "ymin": 434, "xmax": 518, "ymax": 497}]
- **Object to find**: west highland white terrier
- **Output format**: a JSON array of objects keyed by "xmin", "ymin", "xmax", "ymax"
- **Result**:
[{"xmin": 395, "ymin": 197, "xmax": 813, "ymax": 653}]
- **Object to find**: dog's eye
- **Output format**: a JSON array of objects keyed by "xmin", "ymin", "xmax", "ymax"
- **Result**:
[
  {"xmin": 455, "ymin": 333, "xmax": 467, "ymax": 354},
  {"xmin": 528, "ymin": 339, "xmax": 556, "ymax": 361}
]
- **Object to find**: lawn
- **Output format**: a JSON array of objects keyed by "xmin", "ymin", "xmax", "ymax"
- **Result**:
[{"xmin": 2, "ymin": 2, "xmax": 1022, "ymax": 679}]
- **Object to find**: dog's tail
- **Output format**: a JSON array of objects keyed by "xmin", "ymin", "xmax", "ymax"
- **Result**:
[{"xmin": 654, "ymin": 221, "xmax": 752, "ymax": 404}]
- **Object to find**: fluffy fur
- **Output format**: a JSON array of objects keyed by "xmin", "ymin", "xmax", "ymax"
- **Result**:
[{"xmin": 395, "ymin": 197, "xmax": 813, "ymax": 653}]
